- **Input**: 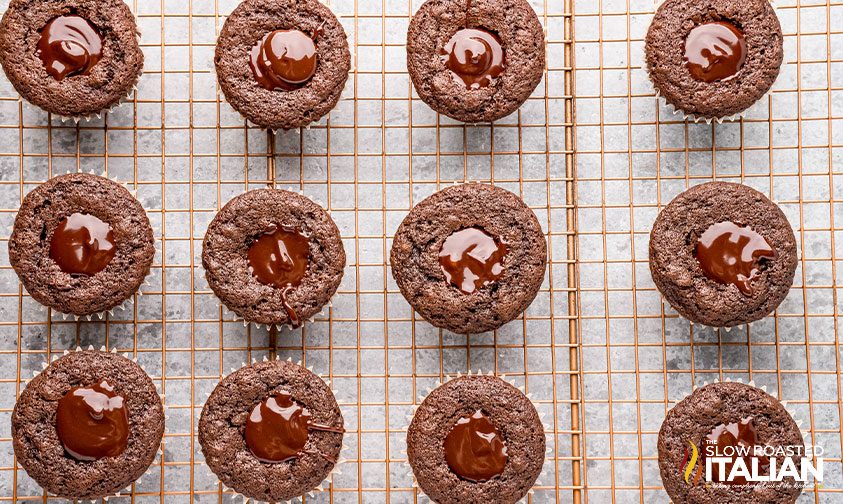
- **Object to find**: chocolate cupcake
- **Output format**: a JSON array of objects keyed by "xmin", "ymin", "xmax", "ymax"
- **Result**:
[
  {"xmin": 202, "ymin": 188, "xmax": 345, "ymax": 327},
  {"xmin": 215, "ymin": 0, "xmax": 351, "ymax": 130},
  {"xmin": 199, "ymin": 359, "xmax": 344, "ymax": 502},
  {"xmin": 406, "ymin": 0, "xmax": 546, "ymax": 123},
  {"xmin": 8, "ymin": 173, "xmax": 155, "ymax": 317},
  {"xmin": 12, "ymin": 349, "xmax": 164, "ymax": 500},
  {"xmin": 645, "ymin": 0, "xmax": 783, "ymax": 120},
  {"xmin": 390, "ymin": 184, "xmax": 546, "ymax": 334},
  {"xmin": 659, "ymin": 381, "xmax": 804, "ymax": 503},
  {"xmin": 649, "ymin": 182, "xmax": 797, "ymax": 327},
  {"xmin": 407, "ymin": 374, "xmax": 545, "ymax": 503},
  {"xmin": 0, "ymin": 0, "xmax": 143, "ymax": 119}
]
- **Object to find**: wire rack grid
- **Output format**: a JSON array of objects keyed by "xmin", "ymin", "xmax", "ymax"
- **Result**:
[
  {"xmin": 0, "ymin": 0, "xmax": 578, "ymax": 502},
  {"xmin": 573, "ymin": 0, "xmax": 843, "ymax": 502},
  {"xmin": 1, "ymin": 0, "xmax": 840, "ymax": 502}
]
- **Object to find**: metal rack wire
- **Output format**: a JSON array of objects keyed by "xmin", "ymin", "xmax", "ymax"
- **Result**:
[{"xmin": 0, "ymin": 0, "xmax": 839, "ymax": 502}]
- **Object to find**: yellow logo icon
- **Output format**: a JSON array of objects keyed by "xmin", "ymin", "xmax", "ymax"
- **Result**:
[{"xmin": 680, "ymin": 440, "xmax": 702, "ymax": 486}]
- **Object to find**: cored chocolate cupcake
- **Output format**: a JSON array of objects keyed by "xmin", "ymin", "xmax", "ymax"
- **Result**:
[
  {"xmin": 202, "ymin": 188, "xmax": 345, "ymax": 327},
  {"xmin": 645, "ymin": 0, "xmax": 783, "ymax": 120},
  {"xmin": 0, "ymin": 0, "xmax": 143, "ymax": 118},
  {"xmin": 199, "ymin": 359, "xmax": 344, "ymax": 502},
  {"xmin": 8, "ymin": 173, "xmax": 155, "ymax": 317},
  {"xmin": 406, "ymin": 374, "xmax": 545, "ymax": 503},
  {"xmin": 658, "ymin": 381, "xmax": 804, "ymax": 504},
  {"xmin": 406, "ymin": 0, "xmax": 546, "ymax": 123},
  {"xmin": 215, "ymin": 0, "xmax": 351, "ymax": 130},
  {"xmin": 649, "ymin": 182, "xmax": 797, "ymax": 327},
  {"xmin": 390, "ymin": 183, "xmax": 546, "ymax": 334},
  {"xmin": 12, "ymin": 349, "xmax": 164, "ymax": 500}
]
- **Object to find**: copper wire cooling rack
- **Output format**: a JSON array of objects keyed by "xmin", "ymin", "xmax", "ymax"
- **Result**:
[{"xmin": 0, "ymin": 0, "xmax": 840, "ymax": 502}]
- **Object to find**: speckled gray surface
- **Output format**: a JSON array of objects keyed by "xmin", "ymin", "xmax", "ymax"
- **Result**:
[{"xmin": 0, "ymin": 0, "xmax": 839, "ymax": 502}]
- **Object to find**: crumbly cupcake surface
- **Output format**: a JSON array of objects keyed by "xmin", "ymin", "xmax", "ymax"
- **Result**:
[
  {"xmin": 215, "ymin": 0, "xmax": 351, "ymax": 130},
  {"xmin": 407, "ymin": 0, "xmax": 546, "ymax": 123},
  {"xmin": 407, "ymin": 375, "xmax": 545, "ymax": 504},
  {"xmin": 390, "ymin": 183, "xmax": 547, "ymax": 334},
  {"xmin": 8, "ymin": 173, "xmax": 155, "ymax": 316},
  {"xmin": 202, "ymin": 188, "xmax": 345, "ymax": 326},
  {"xmin": 0, "ymin": 0, "xmax": 143, "ymax": 118},
  {"xmin": 645, "ymin": 0, "xmax": 783, "ymax": 120},
  {"xmin": 658, "ymin": 381, "xmax": 804, "ymax": 504},
  {"xmin": 649, "ymin": 182, "xmax": 797, "ymax": 327},
  {"xmin": 198, "ymin": 359, "xmax": 344, "ymax": 502},
  {"xmin": 12, "ymin": 350, "xmax": 164, "ymax": 500}
]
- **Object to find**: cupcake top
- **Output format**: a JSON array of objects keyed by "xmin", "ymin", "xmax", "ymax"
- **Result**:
[
  {"xmin": 198, "ymin": 359, "xmax": 344, "ymax": 502},
  {"xmin": 649, "ymin": 182, "xmax": 797, "ymax": 327},
  {"xmin": 645, "ymin": 0, "xmax": 783, "ymax": 120},
  {"xmin": 214, "ymin": 0, "xmax": 351, "ymax": 130},
  {"xmin": 0, "ymin": 0, "xmax": 143, "ymax": 118},
  {"xmin": 8, "ymin": 172, "xmax": 155, "ymax": 317},
  {"xmin": 406, "ymin": 0, "xmax": 546, "ymax": 123},
  {"xmin": 12, "ymin": 350, "xmax": 164, "ymax": 500},
  {"xmin": 658, "ymin": 381, "xmax": 804, "ymax": 503},
  {"xmin": 406, "ymin": 375, "xmax": 545, "ymax": 503},
  {"xmin": 202, "ymin": 188, "xmax": 345, "ymax": 327},
  {"xmin": 390, "ymin": 183, "xmax": 547, "ymax": 334}
]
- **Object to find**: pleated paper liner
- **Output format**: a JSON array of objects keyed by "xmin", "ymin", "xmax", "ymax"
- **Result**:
[
  {"xmin": 202, "ymin": 357, "xmax": 349, "ymax": 504},
  {"xmin": 21, "ymin": 169, "xmax": 157, "ymax": 323},
  {"xmin": 647, "ymin": 0, "xmax": 783, "ymax": 124},
  {"xmin": 27, "ymin": 346, "xmax": 166, "ymax": 503},
  {"xmin": 202, "ymin": 187, "xmax": 340, "ymax": 332},
  {"xmin": 212, "ymin": 0, "xmax": 356, "ymax": 133}
]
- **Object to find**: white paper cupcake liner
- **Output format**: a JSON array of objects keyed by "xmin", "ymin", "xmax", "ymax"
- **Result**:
[
  {"xmin": 647, "ymin": 0, "xmax": 782, "ymax": 124},
  {"xmin": 203, "ymin": 187, "xmax": 339, "ymax": 332},
  {"xmin": 212, "ymin": 0, "xmax": 356, "ymax": 133},
  {"xmin": 27, "ymin": 346, "xmax": 166, "ymax": 502},
  {"xmin": 402, "ymin": 370, "xmax": 552, "ymax": 503},
  {"xmin": 28, "ymin": 169, "xmax": 158, "ymax": 322},
  {"xmin": 203, "ymin": 357, "xmax": 349, "ymax": 504}
]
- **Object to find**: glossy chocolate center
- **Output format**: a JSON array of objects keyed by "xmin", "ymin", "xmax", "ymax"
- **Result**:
[
  {"xmin": 244, "ymin": 391, "xmax": 345, "ymax": 463},
  {"xmin": 248, "ymin": 225, "xmax": 310, "ymax": 327},
  {"xmin": 49, "ymin": 213, "xmax": 116, "ymax": 276},
  {"xmin": 440, "ymin": 28, "xmax": 505, "ymax": 89},
  {"xmin": 249, "ymin": 30, "xmax": 317, "ymax": 91},
  {"xmin": 444, "ymin": 410, "xmax": 508, "ymax": 482},
  {"xmin": 695, "ymin": 221, "xmax": 775, "ymax": 296},
  {"xmin": 55, "ymin": 380, "xmax": 129, "ymax": 461},
  {"xmin": 248, "ymin": 225, "xmax": 310, "ymax": 288},
  {"xmin": 698, "ymin": 417, "xmax": 769, "ymax": 485},
  {"xmin": 439, "ymin": 227, "xmax": 508, "ymax": 294},
  {"xmin": 37, "ymin": 15, "xmax": 103, "ymax": 81},
  {"xmin": 684, "ymin": 21, "xmax": 747, "ymax": 83}
]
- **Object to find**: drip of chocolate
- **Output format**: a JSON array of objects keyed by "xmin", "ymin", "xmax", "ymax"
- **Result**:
[
  {"xmin": 49, "ymin": 213, "xmax": 117, "ymax": 276},
  {"xmin": 247, "ymin": 225, "xmax": 310, "ymax": 326},
  {"xmin": 55, "ymin": 380, "xmax": 129, "ymax": 461},
  {"xmin": 249, "ymin": 29, "xmax": 318, "ymax": 91},
  {"xmin": 684, "ymin": 21, "xmax": 747, "ymax": 83},
  {"xmin": 443, "ymin": 410, "xmax": 508, "ymax": 482},
  {"xmin": 244, "ymin": 391, "xmax": 344, "ymax": 463},
  {"xmin": 440, "ymin": 28, "xmax": 505, "ymax": 89},
  {"xmin": 37, "ymin": 15, "xmax": 103, "ymax": 81},
  {"xmin": 695, "ymin": 221, "xmax": 775, "ymax": 296},
  {"xmin": 439, "ymin": 227, "xmax": 508, "ymax": 294},
  {"xmin": 698, "ymin": 417, "xmax": 769, "ymax": 485}
]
